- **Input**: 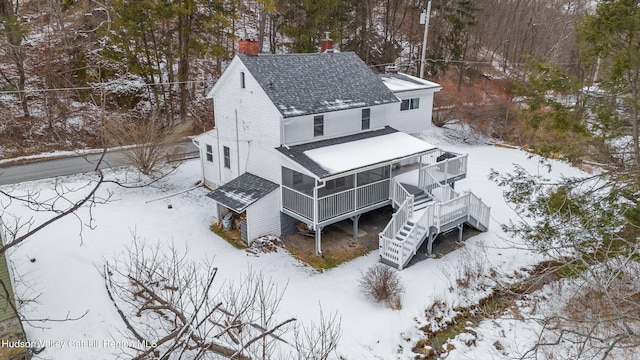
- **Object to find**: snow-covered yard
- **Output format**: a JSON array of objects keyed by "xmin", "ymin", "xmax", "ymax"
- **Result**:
[{"xmin": 1, "ymin": 125, "xmax": 587, "ymax": 359}]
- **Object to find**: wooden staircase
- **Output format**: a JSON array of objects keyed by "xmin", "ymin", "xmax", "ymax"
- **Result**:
[{"xmin": 379, "ymin": 177, "xmax": 490, "ymax": 270}]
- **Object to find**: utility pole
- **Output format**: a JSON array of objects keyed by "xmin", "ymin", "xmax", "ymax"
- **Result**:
[{"xmin": 419, "ymin": 0, "xmax": 432, "ymax": 79}]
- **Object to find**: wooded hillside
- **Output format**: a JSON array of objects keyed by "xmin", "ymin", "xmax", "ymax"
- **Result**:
[{"xmin": 0, "ymin": 0, "xmax": 593, "ymax": 158}]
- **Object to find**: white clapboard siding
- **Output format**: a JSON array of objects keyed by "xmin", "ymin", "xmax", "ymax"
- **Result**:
[
  {"xmin": 194, "ymin": 131, "xmax": 221, "ymax": 188},
  {"xmin": 387, "ymin": 89, "xmax": 437, "ymax": 134},
  {"xmin": 284, "ymin": 105, "xmax": 391, "ymax": 146},
  {"xmin": 210, "ymin": 57, "xmax": 283, "ymax": 185},
  {"xmin": 246, "ymin": 189, "xmax": 281, "ymax": 243}
]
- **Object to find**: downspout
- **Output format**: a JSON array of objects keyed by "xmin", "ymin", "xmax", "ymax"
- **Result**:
[
  {"xmin": 216, "ymin": 128, "xmax": 222, "ymax": 184},
  {"xmin": 313, "ymin": 178, "xmax": 326, "ymax": 255},
  {"xmin": 235, "ymin": 109, "xmax": 241, "ymax": 176}
]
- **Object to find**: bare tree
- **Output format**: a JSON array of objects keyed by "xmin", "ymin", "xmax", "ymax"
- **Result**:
[
  {"xmin": 105, "ymin": 238, "xmax": 343, "ymax": 359},
  {"xmin": 292, "ymin": 307, "xmax": 341, "ymax": 360},
  {"xmin": 104, "ymin": 238, "xmax": 293, "ymax": 359},
  {"xmin": 105, "ymin": 113, "xmax": 191, "ymax": 175}
]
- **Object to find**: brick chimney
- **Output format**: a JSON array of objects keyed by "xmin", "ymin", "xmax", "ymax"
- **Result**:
[
  {"xmin": 238, "ymin": 39, "xmax": 259, "ymax": 55},
  {"xmin": 320, "ymin": 32, "xmax": 334, "ymax": 53}
]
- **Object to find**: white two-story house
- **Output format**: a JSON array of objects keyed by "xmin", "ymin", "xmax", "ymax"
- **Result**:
[{"xmin": 194, "ymin": 40, "xmax": 490, "ymax": 269}]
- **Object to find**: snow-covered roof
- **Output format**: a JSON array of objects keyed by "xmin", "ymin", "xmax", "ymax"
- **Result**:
[
  {"xmin": 378, "ymin": 72, "xmax": 441, "ymax": 93},
  {"xmin": 277, "ymin": 127, "xmax": 436, "ymax": 178},
  {"xmin": 206, "ymin": 173, "xmax": 278, "ymax": 213},
  {"xmin": 237, "ymin": 52, "xmax": 399, "ymax": 118}
]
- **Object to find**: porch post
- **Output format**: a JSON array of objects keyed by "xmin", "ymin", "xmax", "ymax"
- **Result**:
[
  {"xmin": 427, "ymin": 232, "xmax": 435, "ymax": 255},
  {"xmin": 352, "ymin": 214, "xmax": 361, "ymax": 240},
  {"xmin": 458, "ymin": 223, "xmax": 464, "ymax": 242},
  {"xmin": 315, "ymin": 225, "xmax": 323, "ymax": 254}
]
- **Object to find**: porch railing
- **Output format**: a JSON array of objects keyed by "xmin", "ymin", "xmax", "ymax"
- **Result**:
[
  {"xmin": 418, "ymin": 152, "xmax": 468, "ymax": 190},
  {"xmin": 282, "ymin": 187, "xmax": 313, "ymax": 221},
  {"xmin": 282, "ymin": 178, "xmax": 390, "ymax": 224}
]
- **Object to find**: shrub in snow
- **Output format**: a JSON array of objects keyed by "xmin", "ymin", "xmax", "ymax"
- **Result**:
[{"xmin": 359, "ymin": 264, "xmax": 405, "ymax": 309}]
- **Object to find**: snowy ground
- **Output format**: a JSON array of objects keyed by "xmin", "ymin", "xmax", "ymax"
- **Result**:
[{"xmin": 1, "ymin": 124, "xmax": 587, "ymax": 359}]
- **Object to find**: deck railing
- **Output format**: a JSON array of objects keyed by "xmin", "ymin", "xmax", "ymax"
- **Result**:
[
  {"xmin": 380, "ymin": 179, "xmax": 414, "ymax": 265},
  {"xmin": 418, "ymin": 153, "xmax": 468, "ymax": 190},
  {"xmin": 390, "ymin": 177, "xmax": 411, "ymax": 208},
  {"xmin": 282, "ymin": 178, "xmax": 390, "ymax": 224},
  {"xmin": 380, "ymin": 187, "xmax": 491, "ymax": 270},
  {"xmin": 468, "ymin": 192, "xmax": 491, "ymax": 228}
]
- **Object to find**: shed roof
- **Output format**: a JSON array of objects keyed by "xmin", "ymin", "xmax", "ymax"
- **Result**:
[
  {"xmin": 238, "ymin": 52, "xmax": 399, "ymax": 118},
  {"xmin": 206, "ymin": 173, "xmax": 278, "ymax": 213},
  {"xmin": 277, "ymin": 127, "xmax": 436, "ymax": 178}
]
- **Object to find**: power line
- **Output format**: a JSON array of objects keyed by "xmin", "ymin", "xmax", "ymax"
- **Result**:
[
  {"xmin": 369, "ymin": 58, "xmax": 580, "ymax": 69},
  {"xmin": 0, "ymin": 79, "xmax": 209, "ymax": 95}
]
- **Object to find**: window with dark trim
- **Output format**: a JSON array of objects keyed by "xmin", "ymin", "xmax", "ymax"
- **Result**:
[
  {"xmin": 240, "ymin": 72, "xmax": 246, "ymax": 89},
  {"xmin": 205, "ymin": 144, "xmax": 213, "ymax": 163},
  {"xmin": 361, "ymin": 108, "xmax": 370, "ymax": 130},
  {"xmin": 314, "ymin": 115, "xmax": 324, "ymax": 137},
  {"xmin": 400, "ymin": 98, "xmax": 420, "ymax": 111},
  {"xmin": 223, "ymin": 146, "xmax": 231, "ymax": 169}
]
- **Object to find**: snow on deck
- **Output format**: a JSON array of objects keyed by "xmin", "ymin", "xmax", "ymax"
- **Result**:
[{"xmin": 303, "ymin": 132, "xmax": 436, "ymax": 174}]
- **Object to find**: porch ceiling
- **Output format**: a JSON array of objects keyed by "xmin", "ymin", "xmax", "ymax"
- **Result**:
[{"xmin": 276, "ymin": 127, "xmax": 436, "ymax": 179}]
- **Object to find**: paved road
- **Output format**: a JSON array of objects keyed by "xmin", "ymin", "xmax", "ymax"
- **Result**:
[{"xmin": 0, "ymin": 142, "xmax": 199, "ymax": 186}]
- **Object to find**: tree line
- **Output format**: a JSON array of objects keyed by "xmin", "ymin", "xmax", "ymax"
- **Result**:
[{"xmin": 0, "ymin": 0, "xmax": 590, "ymax": 126}]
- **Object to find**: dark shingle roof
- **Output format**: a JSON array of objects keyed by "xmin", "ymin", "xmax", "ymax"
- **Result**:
[
  {"xmin": 239, "ymin": 52, "xmax": 399, "ymax": 118},
  {"xmin": 206, "ymin": 173, "xmax": 278, "ymax": 213},
  {"xmin": 276, "ymin": 127, "xmax": 398, "ymax": 178}
]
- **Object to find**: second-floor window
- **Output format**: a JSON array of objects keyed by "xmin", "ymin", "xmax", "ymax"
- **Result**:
[
  {"xmin": 314, "ymin": 115, "xmax": 324, "ymax": 137},
  {"xmin": 206, "ymin": 144, "xmax": 213, "ymax": 162},
  {"xmin": 401, "ymin": 98, "xmax": 420, "ymax": 111},
  {"xmin": 240, "ymin": 72, "xmax": 246, "ymax": 89},
  {"xmin": 223, "ymin": 146, "xmax": 231, "ymax": 169},
  {"xmin": 361, "ymin": 108, "xmax": 370, "ymax": 130}
]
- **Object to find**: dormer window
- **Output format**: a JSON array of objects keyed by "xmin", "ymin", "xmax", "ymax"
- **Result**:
[
  {"xmin": 361, "ymin": 108, "xmax": 370, "ymax": 130},
  {"xmin": 314, "ymin": 115, "xmax": 324, "ymax": 137},
  {"xmin": 240, "ymin": 72, "xmax": 246, "ymax": 89}
]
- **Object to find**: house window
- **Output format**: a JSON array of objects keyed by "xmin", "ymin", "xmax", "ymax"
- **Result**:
[
  {"xmin": 205, "ymin": 144, "xmax": 213, "ymax": 163},
  {"xmin": 223, "ymin": 146, "xmax": 231, "ymax": 169},
  {"xmin": 314, "ymin": 115, "xmax": 324, "ymax": 137},
  {"xmin": 240, "ymin": 72, "xmax": 246, "ymax": 89},
  {"xmin": 401, "ymin": 98, "xmax": 420, "ymax": 111},
  {"xmin": 361, "ymin": 108, "xmax": 370, "ymax": 130}
]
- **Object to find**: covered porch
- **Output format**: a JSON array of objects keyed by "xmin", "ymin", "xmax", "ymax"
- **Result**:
[{"xmin": 276, "ymin": 127, "xmax": 466, "ymax": 254}]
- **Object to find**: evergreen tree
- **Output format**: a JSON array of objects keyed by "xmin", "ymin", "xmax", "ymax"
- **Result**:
[
  {"xmin": 425, "ymin": 0, "xmax": 478, "ymax": 77},
  {"xmin": 277, "ymin": 0, "xmax": 353, "ymax": 53},
  {"xmin": 577, "ymin": 0, "xmax": 640, "ymax": 184},
  {"xmin": 105, "ymin": 0, "xmax": 234, "ymax": 122}
]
